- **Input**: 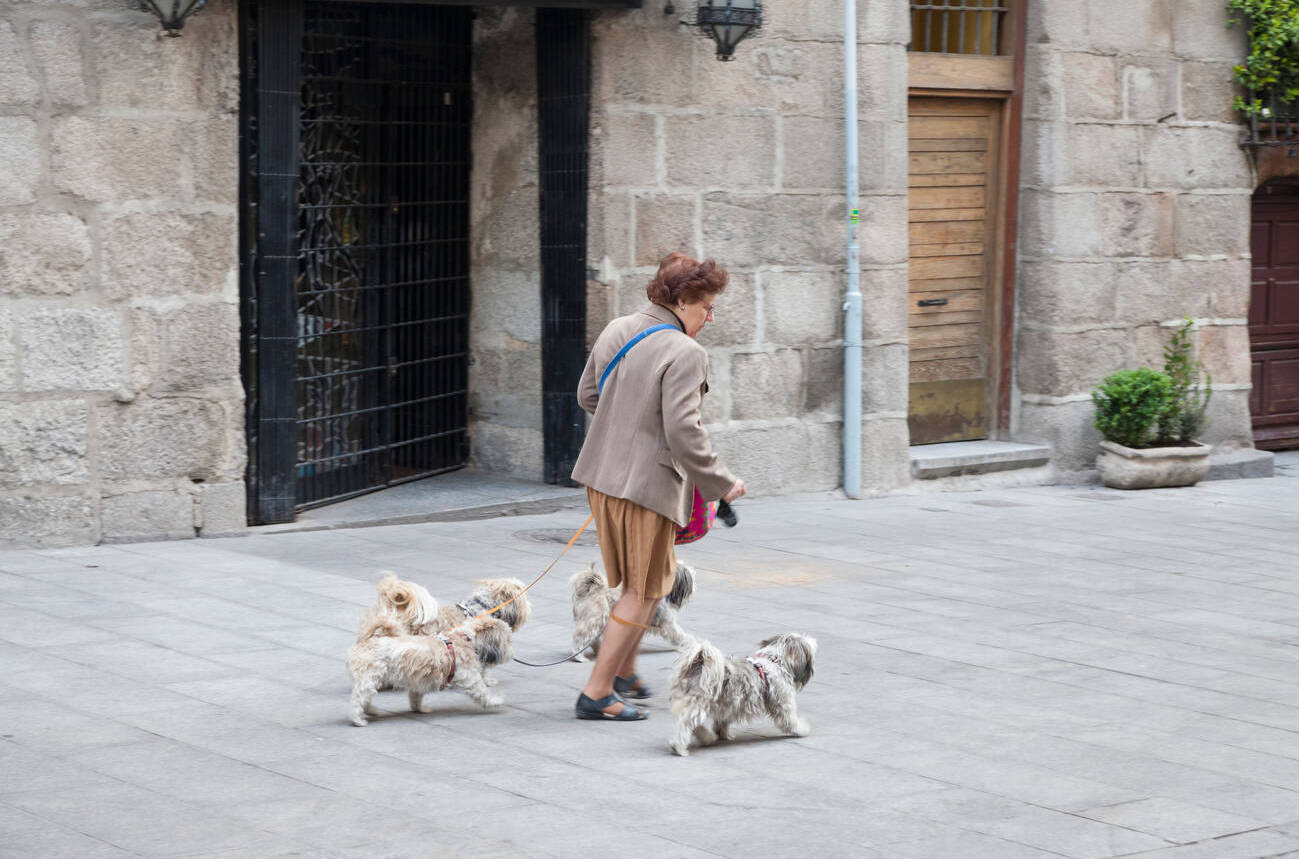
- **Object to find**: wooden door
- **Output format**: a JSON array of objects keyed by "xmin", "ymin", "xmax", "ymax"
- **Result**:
[
  {"xmin": 907, "ymin": 96, "xmax": 1002, "ymax": 444},
  {"xmin": 1249, "ymin": 181, "xmax": 1299, "ymax": 449}
]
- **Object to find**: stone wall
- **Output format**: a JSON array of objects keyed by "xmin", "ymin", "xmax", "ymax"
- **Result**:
[
  {"xmin": 468, "ymin": 8, "xmax": 543, "ymax": 479},
  {"xmin": 0, "ymin": 0, "xmax": 244, "ymax": 547},
  {"xmin": 586, "ymin": 1, "xmax": 913, "ymax": 495},
  {"xmin": 1016, "ymin": 0, "xmax": 1255, "ymax": 471}
]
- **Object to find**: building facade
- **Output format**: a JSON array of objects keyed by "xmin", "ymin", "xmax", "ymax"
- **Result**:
[{"xmin": 0, "ymin": 0, "xmax": 1290, "ymax": 547}]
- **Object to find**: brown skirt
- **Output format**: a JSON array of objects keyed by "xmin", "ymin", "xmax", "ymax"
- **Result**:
[{"xmin": 586, "ymin": 487, "xmax": 677, "ymax": 600}]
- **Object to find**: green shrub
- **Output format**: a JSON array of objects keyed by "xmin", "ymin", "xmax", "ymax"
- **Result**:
[
  {"xmin": 1092, "ymin": 368, "xmax": 1174, "ymax": 449},
  {"xmin": 1228, "ymin": 0, "xmax": 1299, "ymax": 118},
  {"xmin": 1159, "ymin": 317, "xmax": 1212, "ymax": 444}
]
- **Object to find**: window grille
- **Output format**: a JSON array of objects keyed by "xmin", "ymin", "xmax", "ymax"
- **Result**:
[
  {"xmin": 1244, "ymin": 89, "xmax": 1299, "ymax": 151},
  {"xmin": 910, "ymin": 1, "xmax": 1009, "ymax": 56}
]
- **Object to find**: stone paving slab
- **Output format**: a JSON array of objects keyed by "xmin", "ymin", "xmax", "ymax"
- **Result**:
[{"xmin": 3, "ymin": 464, "xmax": 1299, "ymax": 856}]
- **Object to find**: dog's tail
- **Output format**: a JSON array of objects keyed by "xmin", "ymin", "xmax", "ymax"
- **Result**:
[
  {"xmin": 356, "ymin": 607, "xmax": 405, "ymax": 641},
  {"xmin": 675, "ymin": 638, "xmax": 726, "ymax": 700},
  {"xmin": 375, "ymin": 572, "xmax": 413, "ymax": 611}
]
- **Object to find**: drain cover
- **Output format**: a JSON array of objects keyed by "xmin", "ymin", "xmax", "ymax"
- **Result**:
[{"xmin": 513, "ymin": 528, "xmax": 599, "ymax": 547}]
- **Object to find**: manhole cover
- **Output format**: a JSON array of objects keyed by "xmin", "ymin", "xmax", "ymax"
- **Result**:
[{"xmin": 513, "ymin": 528, "xmax": 599, "ymax": 547}]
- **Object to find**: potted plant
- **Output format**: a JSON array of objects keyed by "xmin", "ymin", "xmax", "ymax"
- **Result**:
[{"xmin": 1092, "ymin": 319, "xmax": 1213, "ymax": 489}]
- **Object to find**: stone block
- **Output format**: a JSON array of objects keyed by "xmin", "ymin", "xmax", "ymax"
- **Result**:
[
  {"xmin": 804, "ymin": 346, "xmax": 843, "ymax": 416},
  {"xmin": 1130, "ymin": 322, "xmax": 1167, "ymax": 369},
  {"xmin": 701, "ymin": 193, "xmax": 840, "ymax": 267},
  {"xmin": 156, "ymin": 302, "xmax": 241, "ymax": 393},
  {"xmin": 1019, "ymin": 119, "xmax": 1067, "ymax": 187},
  {"xmin": 197, "ymin": 481, "xmax": 247, "ymax": 535},
  {"xmin": 1196, "ymin": 323, "xmax": 1251, "ymax": 386},
  {"xmin": 593, "ymin": 18, "xmax": 693, "ymax": 107},
  {"xmin": 1205, "ymin": 447, "xmax": 1273, "ymax": 480},
  {"xmin": 1086, "ymin": 0, "xmax": 1171, "ymax": 55},
  {"xmin": 858, "ymin": 194, "xmax": 909, "ymax": 265},
  {"xmin": 31, "ymin": 22, "xmax": 87, "ymax": 106},
  {"xmin": 186, "ymin": 116, "xmax": 238, "ymax": 204},
  {"xmin": 1015, "ymin": 399, "xmax": 1101, "ymax": 472},
  {"xmin": 20, "ymin": 308, "xmax": 125, "ymax": 393},
  {"xmin": 469, "ymin": 340, "xmax": 542, "ymax": 427},
  {"xmin": 769, "ymin": 0, "xmax": 908, "ymax": 44},
  {"xmin": 694, "ymin": 40, "xmax": 843, "ymax": 115},
  {"xmin": 1023, "ymin": 48, "xmax": 1062, "ymax": 120},
  {"xmin": 471, "ymin": 267, "xmax": 540, "ymax": 345},
  {"xmin": 1142, "ymin": 126, "xmax": 1252, "ymax": 191},
  {"xmin": 1172, "ymin": 0, "xmax": 1245, "ymax": 59},
  {"xmin": 1174, "ymin": 193, "xmax": 1250, "ymax": 258},
  {"xmin": 856, "ymin": 42, "xmax": 909, "ymax": 122},
  {"xmin": 96, "ymin": 397, "xmax": 226, "ymax": 482},
  {"xmin": 860, "ymin": 415, "xmax": 910, "ymax": 491},
  {"xmin": 0, "ymin": 21, "xmax": 38, "ymax": 105},
  {"xmin": 765, "ymin": 270, "xmax": 841, "ymax": 346},
  {"xmin": 1114, "ymin": 260, "xmax": 1212, "ymax": 325},
  {"xmin": 586, "ymin": 277, "xmax": 614, "ymax": 350},
  {"xmin": 710, "ymin": 420, "xmax": 840, "ymax": 495},
  {"xmin": 0, "ymin": 212, "xmax": 93, "ymax": 295},
  {"xmin": 51, "ymin": 117, "xmax": 184, "ymax": 202},
  {"xmin": 703, "ymin": 270, "xmax": 756, "ymax": 347},
  {"xmin": 0, "ymin": 117, "xmax": 39, "ymax": 205},
  {"xmin": 101, "ymin": 212, "xmax": 236, "ymax": 298},
  {"xmin": 731, "ymin": 349, "xmax": 803, "ymax": 420},
  {"xmin": 0, "ymin": 309, "xmax": 12, "ymax": 387},
  {"xmin": 0, "ymin": 401, "xmax": 88, "ymax": 489},
  {"xmin": 470, "ymin": 422, "xmax": 542, "ymax": 479},
  {"xmin": 1019, "ymin": 190, "xmax": 1100, "ymax": 259},
  {"xmin": 1018, "ymin": 260, "xmax": 1120, "ymax": 327},
  {"xmin": 1067, "ymin": 124, "xmax": 1142, "ymax": 187},
  {"xmin": 188, "ymin": 2, "xmax": 240, "ymax": 113},
  {"xmin": 1198, "ymin": 387, "xmax": 1253, "ymax": 448},
  {"xmin": 861, "ymin": 265, "xmax": 908, "ymax": 341},
  {"xmin": 594, "ymin": 112, "xmax": 658, "ymax": 188},
  {"xmin": 1203, "ymin": 258, "xmax": 1251, "ymax": 318},
  {"xmin": 1098, "ymin": 192, "xmax": 1173, "ymax": 258},
  {"xmin": 0, "ymin": 494, "xmax": 96, "ymax": 549},
  {"xmin": 589, "ymin": 191, "xmax": 632, "ymax": 271},
  {"xmin": 1027, "ymin": 1, "xmax": 1089, "ymax": 49},
  {"xmin": 1122, "ymin": 59, "xmax": 1178, "ymax": 122},
  {"xmin": 1060, "ymin": 53, "xmax": 1120, "ymax": 121},
  {"xmin": 100, "ymin": 489, "xmax": 195, "ymax": 542},
  {"xmin": 90, "ymin": 22, "xmax": 204, "ymax": 109},
  {"xmin": 127, "ymin": 307, "xmax": 162, "ymax": 395},
  {"xmin": 1180, "ymin": 60, "xmax": 1241, "ymax": 124},
  {"xmin": 862, "ymin": 342, "xmax": 907, "ymax": 413},
  {"xmin": 634, "ymin": 194, "xmax": 697, "ymax": 267},
  {"xmin": 1017, "ymin": 328, "xmax": 1131, "ymax": 397},
  {"xmin": 783, "ymin": 117, "xmax": 907, "ymax": 193},
  {"xmin": 700, "ymin": 351, "xmax": 728, "ymax": 425},
  {"xmin": 665, "ymin": 114, "xmax": 777, "ymax": 189}
]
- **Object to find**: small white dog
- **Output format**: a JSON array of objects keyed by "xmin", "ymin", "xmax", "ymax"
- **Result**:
[
  {"xmin": 346, "ymin": 609, "xmax": 514, "ymax": 727},
  {"xmin": 569, "ymin": 562, "xmax": 696, "ymax": 661},
  {"xmin": 667, "ymin": 633, "xmax": 817, "ymax": 757},
  {"xmin": 375, "ymin": 573, "xmax": 531, "ymax": 635}
]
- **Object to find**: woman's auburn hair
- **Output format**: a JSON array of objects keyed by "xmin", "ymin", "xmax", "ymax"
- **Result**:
[{"xmin": 646, "ymin": 252, "xmax": 729, "ymax": 306}]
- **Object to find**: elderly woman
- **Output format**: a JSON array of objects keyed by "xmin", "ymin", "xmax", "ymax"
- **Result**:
[{"xmin": 571, "ymin": 252, "xmax": 746, "ymax": 721}]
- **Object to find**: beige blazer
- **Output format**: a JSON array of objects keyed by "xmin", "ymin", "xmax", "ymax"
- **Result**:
[{"xmin": 571, "ymin": 304, "xmax": 737, "ymax": 526}]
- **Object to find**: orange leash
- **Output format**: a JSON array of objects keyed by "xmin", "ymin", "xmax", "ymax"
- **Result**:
[
  {"xmin": 609, "ymin": 613, "xmax": 655, "ymax": 630},
  {"xmin": 462, "ymin": 513, "xmax": 594, "ymax": 626}
]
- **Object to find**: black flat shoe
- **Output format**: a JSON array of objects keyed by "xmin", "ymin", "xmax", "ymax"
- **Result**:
[
  {"xmin": 575, "ymin": 692, "xmax": 647, "ymax": 721},
  {"xmin": 613, "ymin": 673, "xmax": 652, "ymax": 699}
]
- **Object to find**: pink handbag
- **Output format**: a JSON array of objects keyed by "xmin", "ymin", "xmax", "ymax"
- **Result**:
[{"xmin": 674, "ymin": 488, "xmax": 717, "ymax": 545}]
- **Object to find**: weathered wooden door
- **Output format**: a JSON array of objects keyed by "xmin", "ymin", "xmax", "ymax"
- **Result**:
[
  {"xmin": 1249, "ymin": 181, "xmax": 1299, "ymax": 449},
  {"xmin": 907, "ymin": 96, "xmax": 1002, "ymax": 444}
]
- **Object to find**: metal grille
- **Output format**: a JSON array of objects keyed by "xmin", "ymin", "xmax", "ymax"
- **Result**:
[
  {"xmin": 1244, "ymin": 89, "xmax": 1299, "ymax": 151},
  {"xmin": 910, "ymin": 1, "xmax": 1008, "ymax": 55},
  {"xmin": 294, "ymin": 2, "xmax": 472, "ymax": 509},
  {"xmin": 537, "ymin": 9, "xmax": 590, "ymax": 485}
]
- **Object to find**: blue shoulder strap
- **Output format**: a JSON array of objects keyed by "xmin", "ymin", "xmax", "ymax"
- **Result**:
[{"xmin": 598, "ymin": 323, "xmax": 678, "ymax": 397}]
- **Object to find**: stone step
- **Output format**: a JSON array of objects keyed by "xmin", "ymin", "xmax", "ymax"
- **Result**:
[{"xmin": 911, "ymin": 440, "xmax": 1052, "ymax": 480}]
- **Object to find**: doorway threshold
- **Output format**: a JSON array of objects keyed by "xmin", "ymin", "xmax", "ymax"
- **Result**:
[
  {"xmin": 253, "ymin": 470, "xmax": 586, "ymax": 535},
  {"xmin": 910, "ymin": 440, "xmax": 1052, "ymax": 480}
]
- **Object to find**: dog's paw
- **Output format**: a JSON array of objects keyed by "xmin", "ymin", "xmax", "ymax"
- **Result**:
[
  {"xmin": 484, "ymin": 695, "xmax": 505, "ymax": 709},
  {"xmin": 350, "ymin": 715, "xmax": 369, "ymax": 727},
  {"xmin": 792, "ymin": 718, "xmax": 811, "ymax": 737},
  {"xmin": 572, "ymin": 652, "xmax": 589, "ymax": 663},
  {"xmin": 693, "ymin": 725, "xmax": 718, "ymax": 746},
  {"xmin": 484, "ymin": 676, "xmax": 500, "ymax": 687},
  {"xmin": 668, "ymin": 742, "xmax": 690, "ymax": 757}
]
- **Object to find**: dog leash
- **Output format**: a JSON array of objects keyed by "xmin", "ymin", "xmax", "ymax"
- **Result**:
[{"xmin": 511, "ymin": 634, "xmax": 602, "ymax": 667}]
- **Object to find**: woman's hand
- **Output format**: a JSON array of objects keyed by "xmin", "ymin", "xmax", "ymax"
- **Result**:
[{"xmin": 723, "ymin": 478, "xmax": 746, "ymax": 503}]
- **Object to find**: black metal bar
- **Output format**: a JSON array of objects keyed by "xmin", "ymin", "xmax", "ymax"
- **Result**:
[{"xmin": 537, "ymin": 9, "xmax": 591, "ymax": 486}]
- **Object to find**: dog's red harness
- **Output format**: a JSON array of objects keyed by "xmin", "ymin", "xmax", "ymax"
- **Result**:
[
  {"xmin": 746, "ymin": 657, "xmax": 771, "ymax": 698},
  {"xmin": 438, "ymin": 635, "xmax": 456, "ymax": 686}
]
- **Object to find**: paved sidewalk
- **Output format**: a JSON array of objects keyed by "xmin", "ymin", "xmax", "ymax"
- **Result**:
[{"xmin": 4, "ymin": 464, "xmax": 1299, "ymax": 858}]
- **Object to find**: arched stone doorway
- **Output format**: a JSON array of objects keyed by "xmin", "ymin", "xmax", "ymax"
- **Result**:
[{"xmin": 1249, "ymin": 178, "xmax": 1299, "ymax": 449}]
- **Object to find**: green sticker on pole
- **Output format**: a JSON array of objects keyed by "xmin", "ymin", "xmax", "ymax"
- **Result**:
[{"xmin": 850, "ymin": 208, "xmax": 859, "ymax": 223}]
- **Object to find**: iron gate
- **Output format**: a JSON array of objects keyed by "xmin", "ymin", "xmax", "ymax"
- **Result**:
[{"xmin": 241, "ymin": 0, "xmax": 472, "ymax": 522}]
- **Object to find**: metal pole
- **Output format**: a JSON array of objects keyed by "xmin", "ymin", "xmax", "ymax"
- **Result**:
[{"xmin": 842, "ymin": 0, "xmax": 862, "ymax": 499}]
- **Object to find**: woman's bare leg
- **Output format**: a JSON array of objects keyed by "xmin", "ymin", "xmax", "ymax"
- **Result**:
[{"xmin": 581, "ymin": 588, "xmax": 658, "ymax": 715}]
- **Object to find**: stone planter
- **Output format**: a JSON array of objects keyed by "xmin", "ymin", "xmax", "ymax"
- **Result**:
[{"xmin": 1095, "ymin": 440, "xmax": 1212, "ymax": 490}]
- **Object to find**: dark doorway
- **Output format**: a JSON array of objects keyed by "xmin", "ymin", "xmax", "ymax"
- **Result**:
[
  {"xmin": 1249, "ymin": 179, "xmax": 1299, "ymax": 450},
  {"xmin": 241, "ymin": 0, "xmax": 472, "ymax": 523}
]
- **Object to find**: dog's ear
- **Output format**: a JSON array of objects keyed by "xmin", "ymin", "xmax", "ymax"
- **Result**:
[
  {"xmin": 376, "ymin": 573, "xmax": 411, "ymax": 609},
  {"xmin": 666, "ymin": 563, "xmax": 695, "ymax": 608},
  {"xmin": 787, "ymin": 635, "xmax": 816, "ymax": 689}
]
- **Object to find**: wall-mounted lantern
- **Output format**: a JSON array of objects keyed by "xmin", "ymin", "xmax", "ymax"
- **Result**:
[
  {"xmin": 139, "ymin": 0, "xmax": 206, "ymax": 36},
  {"xmin": 697, "ymin": 0, "xmax": 762, "ymax": 61}
]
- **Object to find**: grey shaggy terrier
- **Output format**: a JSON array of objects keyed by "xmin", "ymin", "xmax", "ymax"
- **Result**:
[{"xmin": 569, "ymin": 561, "xmax": 697, "ymax": 661}]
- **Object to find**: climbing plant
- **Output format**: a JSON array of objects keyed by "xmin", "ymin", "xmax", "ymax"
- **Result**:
[{"xmin": 1227, "ymin": 0, "xmax": 1299, "ymax": 117}]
